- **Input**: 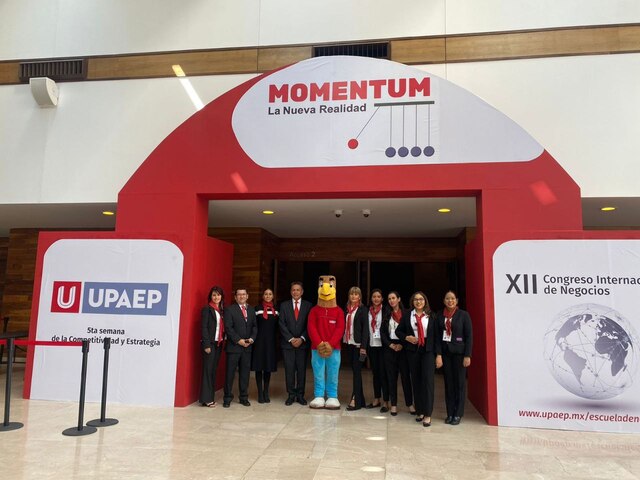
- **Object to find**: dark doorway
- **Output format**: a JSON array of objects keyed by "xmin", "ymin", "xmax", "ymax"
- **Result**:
[{"xmin": 275, "ymin": 260, "xmax": 358, "ymax": 306}]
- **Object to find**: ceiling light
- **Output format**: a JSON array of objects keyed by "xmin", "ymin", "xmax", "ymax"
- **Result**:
[
  {"xmin": 438, "ymin": 208, "xmax": 451, "ymax": 213},
  {"xmin": 600, "ymin": 207, "xmax": 616, "ymax": 212},
  {"xmin": 172, "ymin": 65, "xmax": 186, "ymax": 77},
  {"xmin": 102, "ymin": 211, "xmax": 115, "ymax": 216},
  {"xmin": 262, "ymin": 210, "xmax": 275, "ymax": 215}
]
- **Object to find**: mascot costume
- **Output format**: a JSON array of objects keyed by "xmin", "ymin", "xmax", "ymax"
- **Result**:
[{"xmin": 308, "ymin": 275, "xmax": 346, "ymax": 409}]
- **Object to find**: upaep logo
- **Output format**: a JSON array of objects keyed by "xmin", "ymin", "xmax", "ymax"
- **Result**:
[{"xmin": 51, "ymin": 281, "xmax": 168, "ymax": 315}]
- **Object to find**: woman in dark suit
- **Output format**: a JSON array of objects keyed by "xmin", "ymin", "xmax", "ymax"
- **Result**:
[
  {"xmin": 252, "ymin": 288, "xmax": 279, "ymax": 403},
  {"xmin": 366, "ymin": 288, "xmax": 389, "ymax": 412},
  {"xmin": 395, "ymin": 291, "xmax": 442, "ymax": 427},
  {"xmin": 344, "ymin": 286, "xmax": 369, "ymax": 411},
  {"xmin": 380, "ymin": 291, "xmax": 415, "ymax": 416},
  {"xmin": 436, "ymin": 290, "xmax": 473, "ymax": 425},
  {"xmin": 199, "ymin": 286, "xmax": 225, "ymax": 407}
]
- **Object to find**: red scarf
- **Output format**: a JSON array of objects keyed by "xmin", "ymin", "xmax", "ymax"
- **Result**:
[
  {"xmin": 392, "ymin": 308, "xmax": 403, "ymax": 323},
  {"xmin": 369, "ymin": 305, "xmax": 382, "ymax": 331},
  {"xmin": 262, "ymin": 301, "xmax": 275, "ymax": 319},
  {"xmin": 444, "ymin": 307, "xmax": 457, "ymax": 337},
  {"xmin": 345, "ymin": 302, "xmax": 359, "ymax": 343},
  {"xmin": 209, "ymin": 302, "xmax": 224, "ymax": 344}
]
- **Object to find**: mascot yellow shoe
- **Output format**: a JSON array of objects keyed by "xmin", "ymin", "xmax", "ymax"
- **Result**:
[{"xmin": 308, "ymin": 275, "xmax": 345, "ymax": 409}]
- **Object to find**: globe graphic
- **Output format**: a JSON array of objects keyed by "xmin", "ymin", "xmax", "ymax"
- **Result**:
[{"xmin": 543, "ymin": 303, "xmax": 638, "ymax": 400}]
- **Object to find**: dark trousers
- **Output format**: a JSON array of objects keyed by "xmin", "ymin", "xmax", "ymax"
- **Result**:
[
  {"xmin": 283, "ymin": 347, "xmax": 308, "ymax": 397},
  {"xmin": 224, "ymin": 349, "xmax": 251, "ymax": 403},
  {"xmin": 383, "ymin": 345, "xmax": 413, "ymax": 407},
  {"xmin": 442, "ymin": 352, "xmax": 467, "ymax": 417},
  {"xmin": 346, "ymin": 344, "xmax": 366, "ymax": 407},
  {"xmin": 407, "ymin": 349, "xmax": 435, "ymax": 417},
  {"xmin": 199, "ymin": 344, "xmax": 222, "ymax": 404},
  {"xmin": 368, "ymin": 346, "xmax": 389, "ymax": 401}
]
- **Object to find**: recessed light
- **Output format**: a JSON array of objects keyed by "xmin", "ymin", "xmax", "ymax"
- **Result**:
[
  {"xmin": 102, "ymin": 211, "xmax": 115, "ymax": 216},
  {"xmin": 262, "ymin": 210, "xmax": 275, "ymax": 215},
  {"xmin": 438, "ymin": 208, "xmax": 451, "ymax": 213},
  {"xmin": 365, "ymin": 436, "xmax": 386, "ymax": 441},
  {"xmin": 600, "ymin": 207, "xmax": 616, "ymax": 212}
]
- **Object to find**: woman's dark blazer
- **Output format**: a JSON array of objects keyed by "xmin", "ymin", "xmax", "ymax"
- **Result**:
[
  {"xmin": 435, "ymin": 308, "xmax": 472, "ymax": 357},
  {"xmin": 344, "ymin": 305, "xmax": 369, "ymax": 347},
  {"xmin": 380, "ymin": 307, "xmax": 405, "ymax": 347},
  {"xmin": 395, "ymin": 310, "xmax": 440, "ymax": 354},
  {"xmin": 201, "ymin": 306, "xmax": 220, "ymax": 349}
]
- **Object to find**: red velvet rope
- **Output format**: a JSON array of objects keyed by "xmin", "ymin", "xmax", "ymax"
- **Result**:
[{"xmin": 0, "ymin": 339, "xmax": 83, "ymax": 347}]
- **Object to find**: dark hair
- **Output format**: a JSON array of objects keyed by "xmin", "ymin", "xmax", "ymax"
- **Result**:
[
  {"xmin": 387, "ymin": 290, "xmax": 405, "ymax": 311},
  {"xmin": 290, "ymin": 281, "xmax": 303, "ymax": 289},
  {"xmin": 410, "ymin": 291, "xmax": 431, "ymax": 315},
  {"xmin": 444, "ymin": 290, "xmax": 458, "ymax": 299},
  {"xmin": 207, "ymin": 286, "xmax": 225, "ymax": 310},
  {"xmin": 370, "ymin": 288, "xmax": 383, "ymax": 303},
  {"xmin": 234, "ymin": 288, "xmax": 248, "ymax": 295}
]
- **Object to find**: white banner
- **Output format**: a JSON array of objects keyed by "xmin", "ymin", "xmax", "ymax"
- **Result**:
[
  {"xmin": 31, "ymin": 239, "xmax": 183, "ymax": 407},
  {"xmin": 232, "ymin": 56, "xmax": 543, "ymax": 168},
  {"xmin": 494, "ymin": 240, "xmax": 640, "ymax": 432}
]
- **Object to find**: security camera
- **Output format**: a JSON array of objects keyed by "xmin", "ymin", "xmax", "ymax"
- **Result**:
[
  {"xmin": 362, "ymin": 209, "xmax": 371, "ymax": 218},
  {"xmin": 334, "ymin": 209, "xmax": 343, "ymax": 218}
]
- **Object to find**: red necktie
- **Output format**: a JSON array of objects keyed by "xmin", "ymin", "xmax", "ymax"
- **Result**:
[
  {"xmin": 241, "ymin": 305, "xmax": 247, "ymax": 321},
  {"xmin": 217, "ymin": 311, "xmax": 225, "ymax": 344},
  {"xmin": 416, "ymin": 313, "xmax": 425, "ymax": 346},
  {"xmin": 294, "ymin": 301, "xmax": 299, "ymax": 320}
]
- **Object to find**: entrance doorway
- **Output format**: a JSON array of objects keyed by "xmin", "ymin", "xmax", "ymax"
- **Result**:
[{"xmin": 276, "ymin": 259, "xmax": 460, "ymax": 310}]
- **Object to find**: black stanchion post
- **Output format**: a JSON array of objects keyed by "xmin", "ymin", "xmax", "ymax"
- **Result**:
[
  {"xmin": 87, "ymin": 337, "xmax": 118, "ymax": 427},
  {"xmin": 63, "ymin": 340, "xmax": 97, "ymax": 436},
  {"xmin": 0, "ymin": 338, "xmax": 23, "ymax": 432}
]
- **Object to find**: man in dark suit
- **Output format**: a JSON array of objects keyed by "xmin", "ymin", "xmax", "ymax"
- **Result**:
[
  {"xmin": 223, "ymin": 288, "xmax": 258, "ymax": 408},
  {"xmin": 279, "ymin": 281, "xmax": 312, "ymax": 405}
]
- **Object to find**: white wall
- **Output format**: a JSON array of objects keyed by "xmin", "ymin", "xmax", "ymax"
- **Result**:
[
  {"xmin": 0, "ymin": 1, "xmax": 638, "ymax": 205},
  {"xmin": 0, "ymin": 74, "xmax": 255, "ymax": 203},
  {"xmin": 1, "ymin": 54, "xmax": 638, "ymax": 203},
  {"xmin": 1, "ymin": 0, "xmax": 638, "ymax": 60}
]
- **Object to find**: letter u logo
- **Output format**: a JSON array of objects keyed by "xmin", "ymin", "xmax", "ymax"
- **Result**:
[
  {"xmin": 57, "ymin": 286, "xmax": 76, "ymax": 309},
  {"xmin": 51, "ymin": 281, "xmax": 82, "ymax": 313}
]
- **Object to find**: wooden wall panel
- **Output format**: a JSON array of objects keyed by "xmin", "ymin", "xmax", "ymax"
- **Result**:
[
  {"xmin": 88, "ymin": 49, "xmax": 259, "ymax": 80},
  {"xmin": 1, "ymin": 25, "xmax": 639, "ymax": 86},
  {"xmin": 390, "ymin": 38, "xmax": 446, "ymax": 64},
  {"xmin": 209, "ymin": 227, "xmax": 267, "ymax": 303},
  {"xmin": 258, "ymin": 46, "xmax": 312, "ymax": 72},
  {"xmin": 0, "ymin": 237, "xmax": 8, "ymax": 315},
  {"xmin": 446, "ymin": 25, "xmax": 640, "ymax": 63},
  {"xmin": 276, "ymin": 237, "xmax": 458, "ymax": 262},
  {"xmin": 1, "ymin": 229, "xmax": 39, "ymax": 341},
  {"xmin": 0, "ymin": 62, "xmax": 19, "ymax": 84}
]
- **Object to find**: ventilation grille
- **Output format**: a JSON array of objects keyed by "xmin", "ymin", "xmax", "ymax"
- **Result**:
[
  {"xmin": 313, "ymin": 42, "xmax": 389, "ymax": 59},
  {"xmin": 19, "ymin": 59, "xmax": 87, "ymax": 83}
]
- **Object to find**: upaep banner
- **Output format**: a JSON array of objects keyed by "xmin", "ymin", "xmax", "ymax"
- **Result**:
[
  {"xmin": 494, "ymin": 240, "xmax": 640, "ymax": 433},
  {"xmin": 31, "ymin": 239, "xmax": 183, "ymax": 407}
]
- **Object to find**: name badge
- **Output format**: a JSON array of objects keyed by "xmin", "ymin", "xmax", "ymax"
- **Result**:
[{"xmin": 442, "ymin": 331, "xmax": 452, "ymax": 342}]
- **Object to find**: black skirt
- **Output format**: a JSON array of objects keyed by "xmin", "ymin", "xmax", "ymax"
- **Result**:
[{"xmin": 251, "ymin": 309, "xmax": 278, "ymax": 372}]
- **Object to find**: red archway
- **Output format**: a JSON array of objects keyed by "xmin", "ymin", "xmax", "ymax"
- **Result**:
[{"xmin": 112, "ymin": 58, "xmax": 583, "ymax": 420}]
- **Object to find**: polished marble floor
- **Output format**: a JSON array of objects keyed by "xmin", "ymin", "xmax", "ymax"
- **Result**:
[{"xmin": 2, "ymin": 363, "xmax": 640, "ymax": 479}]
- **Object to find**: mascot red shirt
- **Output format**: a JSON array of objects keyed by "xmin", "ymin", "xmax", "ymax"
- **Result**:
[{"xmin": 308, "ymin": 275, "xmax": 345, "ymax": 410}]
